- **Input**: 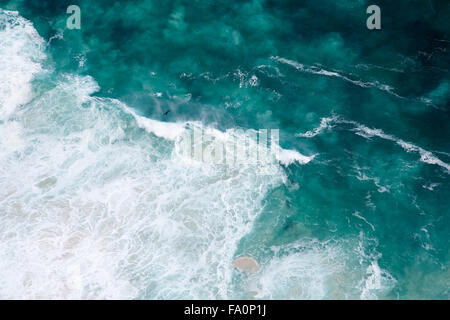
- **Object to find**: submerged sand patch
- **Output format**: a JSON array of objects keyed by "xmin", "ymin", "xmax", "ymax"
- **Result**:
[{"xmin": 233, "ymin": 256, "xmax": 259, "ymax": 273}]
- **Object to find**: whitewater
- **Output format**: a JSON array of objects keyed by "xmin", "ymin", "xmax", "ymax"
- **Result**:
[{"xmin": 0, "ymin": 10, "xmax": 397, "ymax": 300}]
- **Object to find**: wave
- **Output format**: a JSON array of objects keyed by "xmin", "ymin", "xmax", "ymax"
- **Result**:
[
  {"xmin": 236, "ymin": 237, "xmax": 395, "ymax": 299},
  {"xmin": 352, "ymin": 123, "xmax": 450, "ymax": 172},
  {"xmin": 297, "ymin": 115, "xmax": 450, "ymax": 174},
  {"xmin": 272, "ymin": 56, "xmax": 403, "ymax": 99},
  {"xmin": 0, "ymin": 9, "xmax": 46, "ymax": 120},
  {"xmin": 121, "ymin": 97, "xmax": 315, "ymax": 167},
  {"xmin": 295, "ymin": 116, "xmax": 338, "ymax": 138},
  {"xmin": 0, "ymin": 10, "xmax": 319, "ymax": 299},
  {"xmin": 0, "ymin": 9, "xmax": 400, "ymax": 300}
]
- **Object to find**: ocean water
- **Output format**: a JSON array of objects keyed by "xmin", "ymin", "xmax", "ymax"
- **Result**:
[{"xmin": 0, "ymin": 0, "xmax": 448, "ymax": 299}]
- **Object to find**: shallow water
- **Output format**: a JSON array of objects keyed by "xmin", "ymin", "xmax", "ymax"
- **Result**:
[{"xmin": 0, "ymin": 1, "xmax": 449, "ymax": 299}]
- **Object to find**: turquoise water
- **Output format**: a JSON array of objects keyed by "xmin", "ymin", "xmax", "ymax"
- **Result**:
[{"xmin": 0, "ymin": 0, "xmax": 449, "ymax": 299}]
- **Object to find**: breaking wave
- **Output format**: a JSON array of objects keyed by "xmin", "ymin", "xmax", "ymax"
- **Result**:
[
  {"xmin": 0, "ymin": 9, "xmax": 397, "ymax": 300},
  {"xmin": 296, "ymin": 115, "xmax": 450, "ymax": 174}
]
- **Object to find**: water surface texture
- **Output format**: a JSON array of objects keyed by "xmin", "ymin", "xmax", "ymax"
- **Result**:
[{"xmin": 0, "ymin": 0, "xmax": 449, "ymax": 299}]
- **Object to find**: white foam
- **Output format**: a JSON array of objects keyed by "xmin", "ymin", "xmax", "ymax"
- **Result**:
[
  {"xmin": 121, "ymin": 104, "xmax": 313, "ymax": 167},
  {"xmin": 360, "ymin": 260, "xmax": 396, "ymax": 300},
  {"xmin": 356, "ymin": 233, "xmax": 397, "ymax": 300},
  {"xmin": 275, "ymin": 147, "xmax": 316, "ymax": 166},
  {"xmin": 296, "ymin": 116, "xmax": 337, "ymax": 138},
  {"xmin": 0, "ymin": 72, "xmax": 290, "ymax": 298},
  {"xmin": 296, "ymin": 115, "xmax": 450, "ymax": 174},
  {"xmin": 121, "ymin": 104, "xmax": 186, "ymax": 141},
  {"xmin": 0, "ymin": 10, "xmax": 45, "ymax": 120},
  {"xmin": 272, "ymin": 56, "xmax": 401, "ymax": 98},
  {"xmin": 351, "ymin": 122, "xmax": 450, "ymax": 173},
  {"xmin": 240, "ymin": 237, "xmax": 395, "ymax": 299},
  {"xmin": 0, "ymin": 121, "xmax": 25, "ymax": 151},
  {"xmin": 248, "ymin": 242, "xmax": 345, "ymax": 299},
  {"xmin": 0, "ymin": 11, "xmax": 309, "ymax": 299},
  {"xmin": 353, "ymin": 211, "xmax": 375, "ymax": 231},
  {"xmin": 0, "ymin": 10, "xmax": 399, "ymax": 301}
]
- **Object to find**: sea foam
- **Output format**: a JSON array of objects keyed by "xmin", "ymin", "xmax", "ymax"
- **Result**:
[
  {"xmin": 297, "ymin": 115, "xmax": 450, "ymax": 174},
  {"xmin": 0, "ymin": 10, "xmax": 306, "ymax": 299},
  {"xmin": 0, "ymin": 9, "xmax": 45, "ymax": 120},
  {"xmin": 0, "ymin": 10, "xmax": 395, "ymax": 300}
]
